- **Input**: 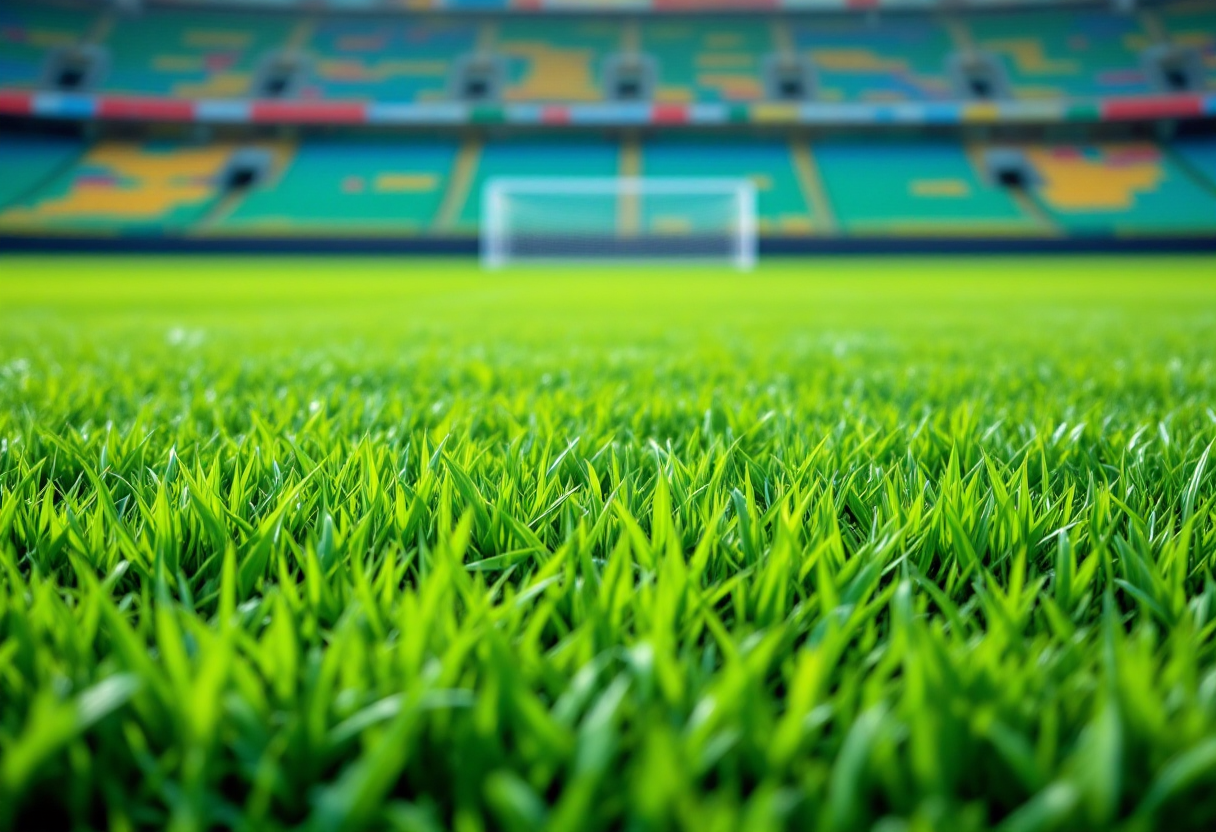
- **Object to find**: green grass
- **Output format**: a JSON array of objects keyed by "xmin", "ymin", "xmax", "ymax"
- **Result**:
[{"xmin": 2, "ymin": 256, "xmax": 1216, "ymax": 832}]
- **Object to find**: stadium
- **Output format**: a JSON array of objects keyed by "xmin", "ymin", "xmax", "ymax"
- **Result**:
[
  {"xmin": 1, "ymin": 0, "xmax": 1214, "ymax": 249},
  {"xmin": 2, "ymin": 0, "xmax": 1216, "ymax": 830}
]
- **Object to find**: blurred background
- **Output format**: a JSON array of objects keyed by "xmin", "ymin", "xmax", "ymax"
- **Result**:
[{"xmin": 0, "ymin": 0, "xmax": 1214, "ymax": 255}]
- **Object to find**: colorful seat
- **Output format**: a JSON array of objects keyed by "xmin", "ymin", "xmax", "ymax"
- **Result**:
[
  {"xmin": 0, "ymin": 141, "xmax": 231, "ymax": 233},
  {"xmin": 302, "ymin": 16, "xmax": 476, "ymax": 102},
  {"xmin": 0, "ymin": 134, "xmax": 82, "ymax": 211},
  {"xmin": 498, "ymin": 17, "xmax": 619, "ymax": 103},
  {"xmin": 967, "ymin": 9, "xmax": 1154, "ymax": 99},
  {"xmin": 642, "ymin": 17, "xmax": 771, "ymax": 103},
  {"xmin": 641, "ymin": 140, "xmax": 818, "ymax": 234},
  {"xmin": 1024, "ymin": 144, "xmax": 1216, "ymax": 233},
  {"xmin": 0, "ymin": 2, "xmax": 94, "ymax": 90},
  {"xmin": 455, "ymin": 140, "xmax": 619, "ymax": 233},
  {"xmin": 1161, "ymin": 1, "xmax": 1216, "ymax": 89},
  {"xmin": 99, "ymin": 8, "xmax": 291, "ymax": 98},
  {"xmin": 792, "ymin": 16, "xmax": 954, "ymax": 103},
  {"xmin": 218, "ymin": 141, "xmax": 456, "ymax": 234},
  {"xmin": 814, "ymin": 140, "xmax": 1039, "ymax": 235},
  {"xmin": 1171, "ymin": 137, "xmax": 1216, "ymax": 188}
]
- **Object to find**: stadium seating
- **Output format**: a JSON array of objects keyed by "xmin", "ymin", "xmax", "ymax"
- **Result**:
[
  {"xmin": 0, "ymin": 141, "xmax": 234, "ymax": 233},
  {"xmin": 642, "ymin": 17, "xmax": 772, "ymax": 103},
  {"xmin": 217, "ymin": 140, "xmax": 455, "ymax": 234},
  {"xmin": 7, "ymin": 135, "xmax": 1209, "ymax": 240},
  {"xmin": 1023, "ymin": 143, "xmax": 1216, "ymax": 234},
  {"xmin": 2, "ymin": 3, "xmax": 1214, "ymax": 244},
  {"xmin": 813, "ymin": 140, "xmax": 1042, "ymax": 235},
  {"xmin": 302, "ymin": 16, "xmax": 476, "ymax": 102},
  {"xmin": 1172, "ymin": 136, "xmax": 1216, "ymax": 186},
  {"xmin": 453, "ymin": 139, "xmax": 619, "ymax": 232},
  {"xmin": 1159, "ymin": 1, "xmax": 1216, "ymax": 88},
  {"xmin": 791, "ymin": 15, "xmax": 954, "ymax": 102},
  {"xmin": 4, "ymin": 3, "xmax": 1216, "ymax": 103},
  {"xmin": 0, "ymin": 134, "xmax": 82, "ymax": 210},
  {"xmin": 499, "ymin": 17, "xmax": 619, "ymax": 103},
  {"xmin": 0, "ymin": 2, "xmax": 94, "ymax": 90},
  {"xmin": 965, "ymin": 8, "xmax": 1154, "ymax": 98},
  {"xmin": 98, "ymin": 8, "xmax": 292, "ymax": 98},
  {"xmin": 641, "ymin": 139, "xmax": 819, "ymax": 233}
]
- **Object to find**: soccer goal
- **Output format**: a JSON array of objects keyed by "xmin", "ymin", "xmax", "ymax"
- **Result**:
[{"xmin": 481, "ymin": 177, "xmax": 757, "ymax": 271}]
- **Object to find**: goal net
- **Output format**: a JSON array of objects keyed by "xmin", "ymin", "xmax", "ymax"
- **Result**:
[{"xmin": 481, "ymin": 177, "xmax": 757, "ymax": 270}]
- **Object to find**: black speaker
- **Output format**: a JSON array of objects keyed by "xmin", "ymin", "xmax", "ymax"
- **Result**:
[
  {"xmin": 948, "ymin": 52, "xmax": 1011, "ymax": 101},
  {"xmin": 253, "ymin": 52, "xmax": 309, "ymax": 99},
  {"xmin": 764, "ymin": 55, "xmax": 816, "ymax": 102},
  {"xmin": 451, "ymin": 54, "xmax": 506, "ymax": 103},
  {"xmin": 1142, "ymin": 45, "xmax": 1204, "ymax": 93},
  {"xmin": 603, "ymin": 55, "xmax": 657, "ymax": 103},
  {"xmin": 42, "ymin": 46, "xmax": 109, "ymax": 93}
]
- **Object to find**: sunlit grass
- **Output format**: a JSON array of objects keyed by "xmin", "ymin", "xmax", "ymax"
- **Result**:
[{"xmin": 2, "ymin": 256, "xmax": 1216, "ymax": 832}]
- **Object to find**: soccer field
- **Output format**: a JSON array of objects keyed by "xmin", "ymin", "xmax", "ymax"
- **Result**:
[{"xmin": 3, "ymin": 256, "xmax": 1216, "ymax": 831}]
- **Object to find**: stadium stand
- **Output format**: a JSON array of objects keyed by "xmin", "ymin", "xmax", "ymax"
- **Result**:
[
  {"xmin": 97, "ymin": 8, "xmax": 292, "ymax": 98},
  {"xmin": 0, "ymin": 2, "xmax": 94, "ymax": 90},
  {"xmin": 814, "ymin": 140, "xmax": 1045, "ymax": 235},
  {"xmin": 1172, "ymin": 136, "xmax": 1216, "ymax": 185},
  {"xmin": 499, "ymin": 17, "xmax": 619, "ymax": 103},
  {"xmin": 1159, "ymin": 1, "xmax": 1216, "ymax": 88},
  {"xmin": 1, "ymin": 1, "xmax": 1214, "ymax": 247},
  {"xmin": 641, "ymin": 17, "xmax": 772, "ymax": 103},
  {"xmin": 964, "ymin": 7, "xmax": 1154, "ymax": 99},
  {"xmin": 0, "ymin": 141, "xmax": 236, "ymax": 233},
  {"xmin": 216, "ymin": 140, "xmax": 455, "ymax": 234},
  {"xmin": 1023, "ymin": 143, "xmax": 1216, "ymax": 234},
  {"xmin": 3, "ymin": 2, "xmax": 1216, "ymax": 104},
  {"xmin": 303, "ymin": 16, "xmax": 476, "ymax": 102},
  {"xmin": 454, "ymin": 139, "xmax": 620, "ymax": 232},
  {"xmin": 790, "ymin": 15, "xmax": 955, "ymax": 102},
  {"xmin": 6, "ymin": 134, "xmax": 1213, "ymax": 241},
  {"xmin": 641, "ymin": 139, "xmax": 821, "ymax": 234},
  {"xmin": 0, "ymin": 134, "xmax": 82, "ymax": 210}
]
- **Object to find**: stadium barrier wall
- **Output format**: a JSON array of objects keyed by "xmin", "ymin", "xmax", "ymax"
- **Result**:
[
  {"xmin": 153, "ymin": 0, "xmax": 1088, "ymax": 12},
  {"xmin": 2, "ymin": 91, "xmax": 1213, "ymax": 127},
  {"xmin": 4, "ymin": 235, "xmax": 1215, "ymax": 256}
]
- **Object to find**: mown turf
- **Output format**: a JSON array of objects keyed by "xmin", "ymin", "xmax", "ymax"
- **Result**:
[{"xmin": 2, "ymin": 256, "xmax": 1216, "ymax": 832}]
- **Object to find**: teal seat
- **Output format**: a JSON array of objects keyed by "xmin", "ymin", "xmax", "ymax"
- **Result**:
[
  {"xmin": 99, "ymin": 9, "xmax": 290, "ymax": 98},
  {"xmin": 641, "ymin": 140, "xmax": 816, "ymax": 234},
  {"xmin": 968, "ymin": 9, "xmax": 1153, "ymax": 99},
  {"xmin": 221, "ymin": 141, "xmax": 457, "ymax": 234},
  {"xmin": 0, "ymin": 3, "xmax": 94, "ymax": 90},
  {"xmin": 814, "ymin": 141, "xmax": 1036, "ymax": 235},
  {"xmin": 0, "ymin": 135, "xmax": 81, "ymax": 209},
  {"xmin": 457, "ymin": 141, "xmax": 619, "ymax": 234}
]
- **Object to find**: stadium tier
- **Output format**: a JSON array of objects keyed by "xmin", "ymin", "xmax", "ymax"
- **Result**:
[
  {"xmin": 3, "ymin": 1, "xmax": 1215, "ymax": 109},
  {"xmin": 4, "ymin": 135, "xmax": 1216, "ymax": 239},
  {"xmin": 216, "ymin": 140, "xmax": 455, "ymax": 235},
  {"xmin": 790, "ymin": 14, "xmax": 955, "ymax": 102},
  {"xmin": 1174, "ymin": 134, "xmax": 1216, "ymax": 183},
  {"xmin": 640, "ymin": 17, "xmax": 772, "ymax": 103},
  {"xmin": 2, "ymin": 1, "xmax": 1214, "ymax": 247},
  {"xmin": 305, "ymin": 16, "xmax": 476, "ymax": 102},
  {"xmin": 499, "ymin": 17, "xmax": 619, "ymax": 103},
  {"xmin": 0, "ymin": 3, "xmax": 96, "ymax": 90},
  {"xmin": 0, "ymin": 139, "xmax": 243, "ymax": 233},
  {"xmin": 0, "ymin": 133, "xmax": 82, "ymax": 209},
  {"xmin": 814, "ymin": 140, "xmax": 1042, "ymax": 235}
]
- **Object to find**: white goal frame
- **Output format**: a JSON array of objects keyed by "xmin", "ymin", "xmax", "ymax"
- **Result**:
[{"xmin": 481, "ymin": 177, "xmax": 757, "ymax": 271}]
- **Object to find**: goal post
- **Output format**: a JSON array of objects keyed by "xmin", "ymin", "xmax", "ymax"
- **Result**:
[{"xmin": 481, "ymin": 177, "xmax": 757, "ymax": 271}]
